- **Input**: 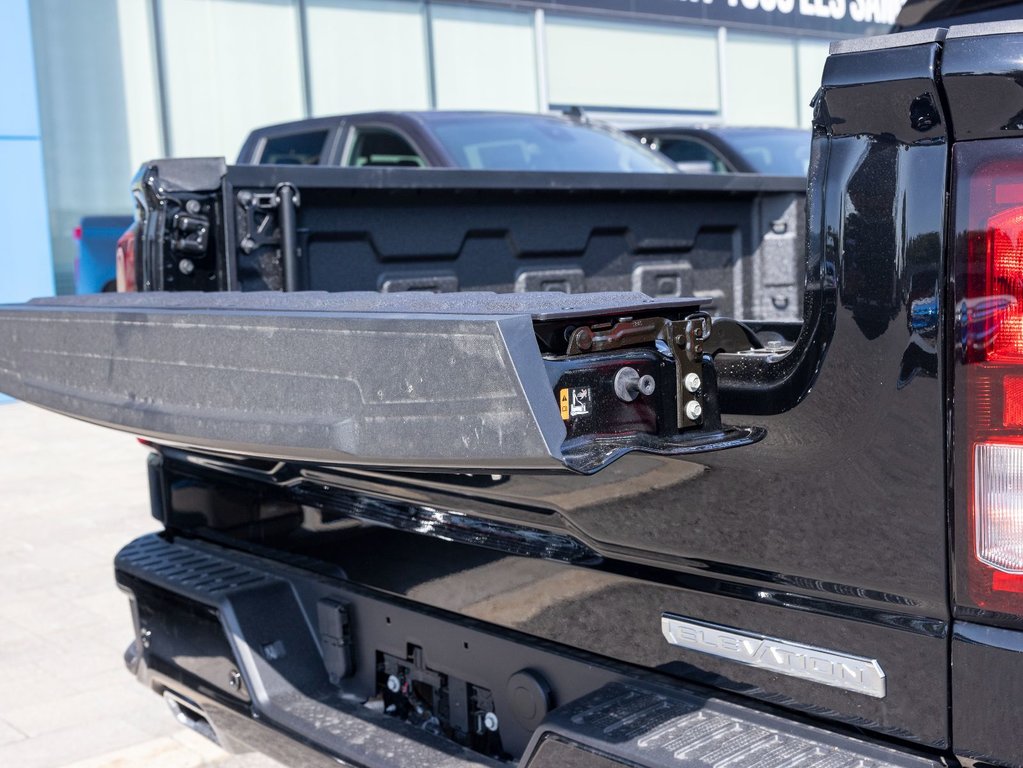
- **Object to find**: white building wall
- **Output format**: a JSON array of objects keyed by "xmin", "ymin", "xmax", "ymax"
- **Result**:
[
  {"xmin": 724, "ymin": 33, "xmax": 799, "ymax": 127},
  {"xmin": 306, "ymin": 0, "xmax": 431, "ymax": 115},
  {"xmin": 797, "ymin": 39, "xmax": 832, "ymax": 126},
  {"xmin": 431, "ymin": 4, "xmax": 539, "ymax": 112},
  {"xmin": 160, "ymin": 0, "xmax": 306, "ymax": 158},
  {"xmin": 115, "ymin": 0, "xmax": 165, "ymax": 171},
  {"xmin": 29, "ymin": 0, "xmax": 143, "ymax": 293},
  {"xmin": 545, "ymin": 16, "xmax": 720, "ymax": 114}
]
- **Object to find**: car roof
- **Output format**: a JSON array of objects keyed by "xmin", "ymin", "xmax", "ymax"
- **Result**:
[{"xmin": 253, "ymin": 110, "xmax": 580, "ymax": 134}]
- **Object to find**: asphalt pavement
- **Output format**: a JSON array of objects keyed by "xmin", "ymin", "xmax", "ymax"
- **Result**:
[{"xmin": 0, "ymin": 401, "xmax": 284, "ymax": 768}]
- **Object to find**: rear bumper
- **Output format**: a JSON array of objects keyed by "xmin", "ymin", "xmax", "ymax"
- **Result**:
[
  {"xmin": 116, "ymin": 533, "xmax": 943, "ymax": 768},
  {"xmin": 952, "ymin": 621, "xmax": 1023, "ymax": 767},
  {"xmin": 124, "ymin": 640, "xmax": 495, "ymax": 768}
]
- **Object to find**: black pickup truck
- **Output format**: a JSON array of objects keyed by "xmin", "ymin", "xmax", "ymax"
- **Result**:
[{"xmin": 5, "ymin": 11, "xmax": 1023, "ymax": 768}]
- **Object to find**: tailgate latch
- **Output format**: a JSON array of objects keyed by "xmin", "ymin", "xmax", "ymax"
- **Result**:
[{"xmin": 541, "ymin": 309, "xmax": 760, "ymax": 472}]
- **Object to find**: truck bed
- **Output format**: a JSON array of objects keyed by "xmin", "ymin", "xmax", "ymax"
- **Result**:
[{"xmin": 134, "ymin": 162, "xmax": 806, "ymax": 326}]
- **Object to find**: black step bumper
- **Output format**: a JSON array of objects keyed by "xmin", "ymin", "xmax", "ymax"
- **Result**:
[{"xmin": 114, "ymin": 533, "xmax": 943, "ymax": 768}]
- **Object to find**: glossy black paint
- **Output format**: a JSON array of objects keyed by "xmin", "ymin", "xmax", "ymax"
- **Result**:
[
  {"xmin": 150, "ymin": 36, "xmax": 954, "ymax": 751},
  {"xmin": 951, "ymin": 621, "xmax": 1023, "ymax": 766},
  {"xmin": 710, "ymin": 42, "xmax": 946, "ymax": 415},
  {"xmin": 942, "ymin": 31, "xmax": 1023, "ymax": 142}
]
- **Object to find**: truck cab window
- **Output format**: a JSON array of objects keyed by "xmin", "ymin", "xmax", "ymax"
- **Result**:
[
  {"xmin": 259, "ymin": 130, "xmax": 329, "ymax": 165},
  {"xmin": 656, "ymin": 138, "xmax": 729, "ymax": 174},
  {"xmin": 346, "ymin": 128, "xmax": 425, "ymax": 167}
]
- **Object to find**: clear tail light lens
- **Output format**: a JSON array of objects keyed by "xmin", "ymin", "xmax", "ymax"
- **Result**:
[{"xmin": 974, "ymin": 442, "xmax": 1023, "ymax": 579}]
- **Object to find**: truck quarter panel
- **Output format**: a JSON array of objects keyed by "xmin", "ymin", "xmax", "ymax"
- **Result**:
[{"xmin": 487, "ymin": 39, "xmax": 947, "ymax": 748}]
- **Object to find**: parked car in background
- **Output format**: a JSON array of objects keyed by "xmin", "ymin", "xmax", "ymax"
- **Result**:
[
  {"xmin": 78, "ymin": 111, "xmax": 674, "ymax": 294},
  {"xmin": 246, "ymin": 111, "xmax": 677, "ymax": 173},
  {"xmin": 629, "ymin": 126, "xmax": 811, "ymax": 175}
]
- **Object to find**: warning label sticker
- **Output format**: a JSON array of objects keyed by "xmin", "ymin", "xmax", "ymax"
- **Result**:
[{"xmin": 559, "ymin": 387, "xmax": 591, "ymax": 420}]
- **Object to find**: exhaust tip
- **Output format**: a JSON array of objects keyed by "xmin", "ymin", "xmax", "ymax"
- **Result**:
[{"xmin": 163, "ymin": 690, "xmax": 219, "ymax": 746}]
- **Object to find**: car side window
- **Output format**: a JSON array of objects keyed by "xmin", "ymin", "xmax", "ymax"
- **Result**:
[
  {"xmin": 657, "ymin": 138, "xmax": 730, "ymax": 174},
  {"xmin": 259, "ymin": 130, "xmax": 329, "ymax": 165},
  {"xmin": 345, "ymin": 127, "xmax": 426, "ymax": 167}
]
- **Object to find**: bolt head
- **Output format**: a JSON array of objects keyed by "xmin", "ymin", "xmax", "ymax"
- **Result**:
[
  {"xmin": 483, "ymin": 711, "xmax": 499, "ymax": 732},
  {"xmin": 685, "ymin": 400, "xmax": 703, "ymax": 421},
  {"xmin": 178, "ymin": 258, "xmax": 195, "ymax": 276},
  {"xmin": 386, "ymin": 674, "xmax": 401, "ymax": 693},
  {"xmin": 683, "ymin": 373, "xmax": 702, "ymax": 393}
]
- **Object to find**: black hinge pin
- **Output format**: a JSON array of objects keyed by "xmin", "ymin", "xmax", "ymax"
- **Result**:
[{"xmin": 276, "ymin": 183, "xmax": 300, "ymax": 292}]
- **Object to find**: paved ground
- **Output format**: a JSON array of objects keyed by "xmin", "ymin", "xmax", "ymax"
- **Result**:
[{"xmin": 0, "ymin": 402, "xmax": 284, "ymax": 768}]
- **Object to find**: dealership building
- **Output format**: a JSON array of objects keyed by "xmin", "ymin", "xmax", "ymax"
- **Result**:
[{"xmin": 3, "ymin": 0, "xmax": 901, "ymax": 296}]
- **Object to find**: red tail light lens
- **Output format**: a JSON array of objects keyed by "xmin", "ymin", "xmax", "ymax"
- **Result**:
[
  {"xmin": 115, "ymin": 227, "xmax": 137, "ymax": 292},
  {"xmin": 970, "ymin": 191, "xmax": 1023, "ymax": 362},
  {"xmin": 957, "ymin": 143, "xmax": 1023, "ymax": 616}
]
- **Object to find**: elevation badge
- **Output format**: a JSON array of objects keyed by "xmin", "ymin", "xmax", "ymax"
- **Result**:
[{"xmin": 661, "ymin": 614, "xmax": 886, "ymax": 698}]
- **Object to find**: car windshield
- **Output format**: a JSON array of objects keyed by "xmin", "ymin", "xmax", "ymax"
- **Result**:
[
  {"xmin": 716, "ymin": 129, "xmax": 811, "ymax": 176},
  {"xmin": 425, "ymin": 115, "xmax": 675, "ymax": 173}
]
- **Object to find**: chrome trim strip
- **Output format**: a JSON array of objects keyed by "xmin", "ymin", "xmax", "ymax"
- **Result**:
[{"xmin": 661, "ymin": 614, "xmax": 887, "ymax": 698}]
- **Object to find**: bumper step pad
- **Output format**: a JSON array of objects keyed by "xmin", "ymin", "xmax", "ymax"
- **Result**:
[{"xmin": 522, "ymin": 681, "xmax": 940, "ymax": 768}]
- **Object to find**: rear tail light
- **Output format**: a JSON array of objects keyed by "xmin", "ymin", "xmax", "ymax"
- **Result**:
[
  {"xmin": 115, "ymin": 226, "xmax": 137, "ymax": 292},
  {"xmin": 955, "ymin": 140, "xmax": 1023, "ymax": 616}
]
